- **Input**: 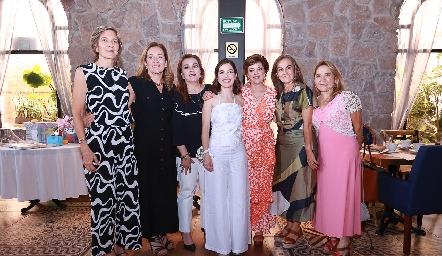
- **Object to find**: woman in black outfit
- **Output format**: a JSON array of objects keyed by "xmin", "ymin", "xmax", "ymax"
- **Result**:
[
  {"xmin": 172, "ymin": 54, "xmax": 209, "ymax": 252},
  {"xmin": 129, "ymin": 42, "xmax": 178, "ymax": 256}
]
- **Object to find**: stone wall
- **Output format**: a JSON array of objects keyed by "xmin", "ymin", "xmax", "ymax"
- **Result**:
[{"xmin": 63, "ymin": 0, "xmax": 402, "ymax": 132}]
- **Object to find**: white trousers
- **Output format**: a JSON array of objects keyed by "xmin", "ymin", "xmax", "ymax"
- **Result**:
[
  {"xmin": 176, "ymin": 157, "xmax": 205, "ymax": 232},
  {"xmin": 204, "ymin": 145, "xmax": 251, "ymax": 255}
]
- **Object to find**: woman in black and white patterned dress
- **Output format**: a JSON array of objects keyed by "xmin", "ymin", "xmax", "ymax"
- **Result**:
[{"xmin": 72, "ymin": 26, "xmax": 141, "ymax": 256}]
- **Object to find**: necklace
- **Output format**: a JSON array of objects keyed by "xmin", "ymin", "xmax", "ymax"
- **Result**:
[
  {"xmin": 154, "ymin": 81, "xmax": 162, "ymax": 87},
  {"xmin": 190, "ymin": 91, "xmax": 203, "ymax": 109}
]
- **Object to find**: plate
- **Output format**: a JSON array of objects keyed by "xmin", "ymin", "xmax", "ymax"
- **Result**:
[
  {"xmin": 382, "ymin": 150, "xmax": 398, "ymax": 154},
  {"xmin": 398, "ymin": 146, "xmax": 410, "ymax": 150},
  {"xmin": 409, "ymin": 149, "xmax": 418, "ymax": 154}
]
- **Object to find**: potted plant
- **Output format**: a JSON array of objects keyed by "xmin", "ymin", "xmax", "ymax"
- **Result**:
[{"xmin": 13, "ymin": 65, "xmax": 53, "ymax": 123}]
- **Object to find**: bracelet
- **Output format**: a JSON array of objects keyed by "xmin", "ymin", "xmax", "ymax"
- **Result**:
[
  {"xmin": 202, "ymin": 149, "xmax": 210, "ymax": 155},
  {"xmin": 181, "ymin": 153, "xmax": 190, "ymax": 160},
  {"xmin": 78, "ymin": 137, "xmax": 86, "ymax": 144}
]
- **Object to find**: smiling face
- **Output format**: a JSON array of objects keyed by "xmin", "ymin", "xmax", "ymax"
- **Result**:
[
  {"xmin": 314, "ymin": 65, "xmax": 335, "ymax": 93},
  {"xmin": 246, "ymin": 62, "xmax": 266, "ymax": 85},
  {"xmin": 144, "ymin": 46, "xmax": 167, "ymax": 75},
  {"xmin": 181, "ymin": 57, "xmax": 201, "ymax": 83},
  {"xmin": 217, "ymin": 63, "xmax": 236, "ymax": 89},
  {"xmin": 276, "ymin": 58, "xmax": 295, "ymax": 85},
  {"xmin": 96, "ymin": 29, "xmax": 120, "ymax": 61}
]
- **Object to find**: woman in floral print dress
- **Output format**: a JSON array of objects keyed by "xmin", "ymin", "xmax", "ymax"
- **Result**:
[{"xmin": 242, "ymin": 54, "xmax": 277, "ymax": 246}]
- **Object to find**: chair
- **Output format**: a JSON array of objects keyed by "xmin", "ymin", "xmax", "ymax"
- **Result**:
[
  {"xmin": 377, "ymin": 145, "xmax": 442, "ymax": 255},
  {"xmin": 380, "ymin": 129, "xmax": 420, "ymax": 143},
  {"xmin": 362, "ymin": 124, "xmax": 379, "ymax": 224}
]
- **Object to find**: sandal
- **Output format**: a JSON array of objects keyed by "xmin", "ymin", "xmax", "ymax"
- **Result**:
[
  {"xmin": 159, "ymin": 234, "xmax": 174, "ymax": 250},
  {"xmin": 149, "ymin": 236, "xmax": 168, "ymax": 256},
  {"xmin": 334, "ymin": 238, "xmax": 353, "ymax": 256},
  {"xmin": 253, "ymin": 232, "xmax": 264, "ymax": 246},
  {"xmin": 323, "ymin": 237, "xmax": 340, "ymax": 252},
  {"xmin": 274, "ymin": 226, "xmax": 290, "ymax": 242},
  {"xmin": 282, "ymin": 228, "xmax": 304, "ymax": 249}
]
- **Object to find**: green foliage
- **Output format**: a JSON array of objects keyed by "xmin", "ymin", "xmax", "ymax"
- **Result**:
[
  {"xmin": 22, "ymin": 65, "xmax": 52, "ymax": 88},
  {"xmin": 408, "ymin": 54, "xmax": 442, "ymax": 142}
]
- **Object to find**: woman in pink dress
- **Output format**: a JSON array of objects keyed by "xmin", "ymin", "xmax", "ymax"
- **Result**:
[{"xmin": 312, "ymin": 61, "xmax": 363, "ymax": 256}]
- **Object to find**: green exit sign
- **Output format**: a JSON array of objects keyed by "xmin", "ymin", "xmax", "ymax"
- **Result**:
[{"xmin": 220, "ymin": 17, "xmax": 244, "ymax": 34}]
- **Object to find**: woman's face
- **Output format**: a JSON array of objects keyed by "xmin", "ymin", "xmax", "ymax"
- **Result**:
[
  {"xmin": 217, "ymin": 63, "xmax": 236, "ymax": 89},
  {"xmin": 276, "ymin": 58, "xmax": 295, "ymax": 84},
  {"xmin": 181, "ymin": 57, "xmax": 201, "ymax": 84},
  {"xmin": 145, "ymin": 46, "xmax": 167, "ymax": 75},
  {"xmin": 246, "ymin": 62, "xmax": 266, "ymax": 85},
  {"xmin": 314, "ymin": 65, "xmax": 335, "ymax": 93},
  {"xmin": 96, "ymin": 30, "xmax": 119, "ymax": 61}
]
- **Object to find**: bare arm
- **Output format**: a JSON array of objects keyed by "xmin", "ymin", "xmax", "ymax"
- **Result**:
[
  {"xmin": 72, "ymin": 67, "xmax": 99, "ymax": 172},
  {"xmin": 302, "ymin": 106, "xmax": 319, "ymax": 171},
  {"xmin": 128, "ymin": 82, "xmax": 136, "ymax": 113},
  {"xmin": 351, "ymin": 110, "xmax": 363, "ymax": 147},
  {"xmin": 201, "ymin": 98, "xmax": 214, "ymax": 171}
]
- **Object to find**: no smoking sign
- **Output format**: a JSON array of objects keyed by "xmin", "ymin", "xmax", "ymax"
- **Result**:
[{"xmin": 226, "ymin": 42, "xmax": 238, "ymax": 58}]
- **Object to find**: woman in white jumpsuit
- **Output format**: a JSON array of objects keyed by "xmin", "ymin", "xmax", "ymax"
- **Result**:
[{"xmin": 201, "ymin": 58, "xmax": 250, "ymax": 255}]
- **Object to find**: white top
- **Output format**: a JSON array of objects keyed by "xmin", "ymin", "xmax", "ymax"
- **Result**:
[{"xmin": 209, "ymin": 95, "xmax": 243, "ymax": 147}]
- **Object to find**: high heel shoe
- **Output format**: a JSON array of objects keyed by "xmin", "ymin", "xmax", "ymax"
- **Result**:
[
  {"xmin": 274, "ymin": 226, "xmax": 290, "ymax": 242},
  {"xmin": 323, "ymin": 237, "xmax": 340, "ymax": 252},
  {"xmin": 149, "ymin": 236, "xmax": 168, "ymax": 256},
  {"xmin": 253, "ymin": 232, "xmax": 264, "ymax": 246},
  {"xmin": 159, "ymin": 234, "xmax": 174, "ymax": 250},
  {"xmin": 282, "ymin": 228, "xmax": 304, "ymax": 249},
  {"xmin": 182, "ymin": 232, "xmax": 196, "ymax": 252},
  {"xmin": 334, "ymin": 238, "xmax": 353, "ymax": 256}
]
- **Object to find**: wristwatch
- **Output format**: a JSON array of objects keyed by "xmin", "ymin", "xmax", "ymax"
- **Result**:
[
  {"xmin": 181, "ymin": 153, "xmax": 190, "ymax": 160},
  {"xmin": 78, "ymin": 138, "xmax": 86, "ymax": 144}
]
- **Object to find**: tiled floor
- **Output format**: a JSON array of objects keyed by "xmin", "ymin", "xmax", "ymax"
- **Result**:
[{"xmin": 1, "ymin": 196, "xmax": 441, "ymax": 256}]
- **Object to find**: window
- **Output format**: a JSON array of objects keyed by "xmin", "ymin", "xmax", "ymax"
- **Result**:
[{"xmin": 183, "ymin": 0, "xmax": 283, "ymax": 84}]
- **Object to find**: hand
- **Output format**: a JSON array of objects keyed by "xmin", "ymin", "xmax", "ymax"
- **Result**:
[
  {"xmin": 203, "ymin": 153, "xmax": 213, "ymax": 172},
  {"xmin": 80, "ymin": 143, "xmax": 100, "ymax": 172},
  {"xmin": 202, "ymin": 91, "xmax": 214, "ymax": 101},
  {"xmin": 83, "ymin": 112, "xmax": 95, "ymax": 128},
  {"xmin": 180, "ymin": 157, "xmax": 195, "ymax": 175},
  {"xmin": 307, "ymin": 150, "xmax": 319, "ymax": 171}
]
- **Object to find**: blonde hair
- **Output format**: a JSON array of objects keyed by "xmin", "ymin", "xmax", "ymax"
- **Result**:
[
  {"xmin": 90, "ymin": 26, "xmax": 122, "ymax": 67},
  {"xmin": 313, "ymin": 60, "xmax": 345, "ymax": 100}
]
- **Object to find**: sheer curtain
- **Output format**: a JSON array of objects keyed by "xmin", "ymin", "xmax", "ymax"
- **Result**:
[
  {"xmin": 392, "ymin": 0, "xmax": 442, "ymax": 130},
  {"xmin": 182, "ymin": 0, "xmax": 219, "ymax": 84},
  {"xmin": 245, "ymin": 0, "xmax": 282, "ymax": 75},
  {"xmin": 0, "ymin": 0, "xmax": 18, "ymax": 95},
  {"xmin": 28, "ymin": 0, "xmax": 72, "ymax": 117}
]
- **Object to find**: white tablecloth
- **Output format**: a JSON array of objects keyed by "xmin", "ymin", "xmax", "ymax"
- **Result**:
[{"xmin": 0, "ymin": 144, "xmax": 88, "ymax": 202}]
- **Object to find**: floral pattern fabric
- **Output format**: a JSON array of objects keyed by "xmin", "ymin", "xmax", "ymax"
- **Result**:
[{"xmin": 242, "ymin": 84, "xmax": 277, "ymax": 233}]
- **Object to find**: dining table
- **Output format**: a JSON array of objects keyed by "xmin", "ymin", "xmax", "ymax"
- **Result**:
[
  {"xmin": 0, "ymin": 144, "xmax": 88, "ymax": 213},
  {"xmin": 361, "ymin": 145, "xmax": 427, "ymax": 236}
]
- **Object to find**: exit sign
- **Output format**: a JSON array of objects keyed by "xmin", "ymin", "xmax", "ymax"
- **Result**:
[{"xmin": 220, "ymin": 17, "xmax": 244, "ymax": 34}]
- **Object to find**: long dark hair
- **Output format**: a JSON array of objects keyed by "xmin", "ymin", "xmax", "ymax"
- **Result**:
[
  {"xmin": 135, "ymin": 42, "xmax": 174, "ymax": 91},
  {"xmin": 211, "ymin": 58, "xmax": 242, "ymax": 95},
  {"xmin": 271, "ymin": 54, "xmax": 305, "ymax": 98},
  {"xmin": 176, "ymin": 54, "xmax": 205, "ymax": 103}
]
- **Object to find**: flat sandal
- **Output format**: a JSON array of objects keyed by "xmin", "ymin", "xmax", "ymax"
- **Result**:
[{"xmin": 282, "ymin": 228, "xmax": 304, "ymax": 249}]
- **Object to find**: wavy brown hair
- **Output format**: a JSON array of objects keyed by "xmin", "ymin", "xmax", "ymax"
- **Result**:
[
  {"xmin": 313, "ymin": 60, "xmax": 345, "ymax": 101},
  {"xmin": 211, "ymin": 58, "xmax": 242, "ymax": 95},
  {"xmin": 90, "ymin": 26, "xmax": 122, "ymax": 67},
  {"xmin": 135, "ymin": 42, "xmax": 174, "ymax": 91},
  {"xmin": 176, "ymin": 54, "xmax": 205, "ymax": 104},
  {"xmin": 242, "ymin": 54, "xmax": 269, "ymax": 80},
  {"xmin": 271, "ymin": 54, "xmax": 305, "ymax": 98}
]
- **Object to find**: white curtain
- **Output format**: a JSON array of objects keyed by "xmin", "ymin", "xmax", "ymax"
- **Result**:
[
  {"xmin": 0, "ymin": 0, "xmax": 18, "ymax": 95},
  {"xmin": 28, "ymin": 0, "xmax": 72, "ymax": 117},
  {"xmin": 182, "ymin": 0, "xmax": 219, "ymax": 84},
  {"xmin": 392, "ymin": 0, "xmax": 442, "ymax": 130},
  {"xmin": 245, "ymin": 0, "xmax": 282, "ymax": 75}
]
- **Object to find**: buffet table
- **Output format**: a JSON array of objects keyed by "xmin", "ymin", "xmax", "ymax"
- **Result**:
[{"xmin": 0, "ymin": 144, "xmax": 88, "ymax": 212}]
